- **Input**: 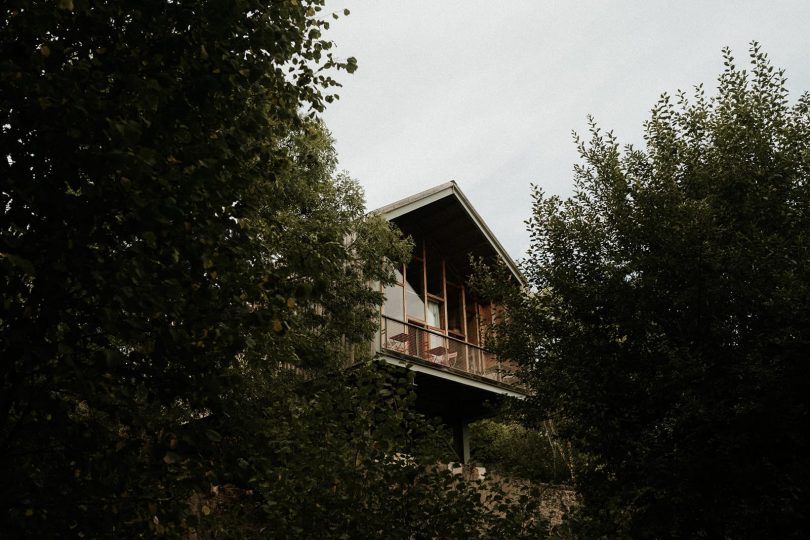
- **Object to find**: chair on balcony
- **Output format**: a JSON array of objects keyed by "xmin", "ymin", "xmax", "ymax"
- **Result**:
[
  {"xmin": 427, "ymin": 345, "xmax": 458, "ymax": 368},
  {"xmin": 385, "ymin": 331, "xmax": 410, "ymax": 354}
]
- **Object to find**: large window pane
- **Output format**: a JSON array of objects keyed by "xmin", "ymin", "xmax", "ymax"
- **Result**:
[
  {"xmin": 405, "ymin": 257, "xmax": 425, "ymax": 321},
  {"xmin": 391, "ymin": 266, "xmax": 403, "ymax": 284},
  {"xmin": 445, "ymin": 261, "xmax": 462, "ymax": 285},
  {"xmin": 447, "ymin": 284, "xmax": 463, "ymax": 336},
  {"xmin": 383, "ymin": 283, "xmax": 404, "ymax": 321},
  {"xmin": 426, "ymin": 254, "xmax": 443, "ymax": 297},
  {"xmin": 427, "ymin": 299, "xmax": 444, "ymax": 329}
]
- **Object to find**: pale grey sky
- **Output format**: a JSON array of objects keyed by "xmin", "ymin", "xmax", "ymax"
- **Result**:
[{"xmin": 321, "ymin": 0, "xmax": 810, "ymax": 258}]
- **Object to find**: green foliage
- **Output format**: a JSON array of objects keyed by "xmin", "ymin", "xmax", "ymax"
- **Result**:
[
  {"xmin": 475, "ymin": 43, "xmax": 810, "ymax": 538},
  {"xmin": 470, "ymin": 419, "xmax": 573, "ymax": 485},
  {"xmin": 1, "ymin": 2, "xmax": 552, "ymax": 537},
  {"xmin": 203, "ymin": 362, "xmax": 550, "ymax": 539}
]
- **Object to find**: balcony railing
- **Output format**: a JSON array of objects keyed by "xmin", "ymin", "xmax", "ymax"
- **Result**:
[{"xmin": 379, "ymin": 316, "xmax": 521, "ymax": 388}]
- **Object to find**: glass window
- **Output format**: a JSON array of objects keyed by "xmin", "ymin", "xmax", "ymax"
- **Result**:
[
  {"xmin": 391, "ymin": 266, "xmax": 403, "ymax": 284},
  {"xmin": 445, "ymin": 261, "xmax": 463, "ymax": 285},
  {"xmin": 447, "ymin": 284, "xmax": 463, "ymax": 336},
  {"xmin": 383, "ymin": 283, "xmax": 404, "ymax": 321},
  {"xmin": 426, "ymin": 254, "xmax": 443, "ymax": 297},
  {"xmin": 427, "ymin": 299, "xmax": 444, "ymax": 329},
  {"xmin": 405, "ymin": 257, "xmax": 425, "ymax": 321}
]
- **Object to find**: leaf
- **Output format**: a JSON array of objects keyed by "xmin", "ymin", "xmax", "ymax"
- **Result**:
[
  {"xmin": 1, "ymin": 253, "xmax": 35, "ymax": 274},
  {"xmin": 345, "ymin": 56, "xmax": 358, "ymax": 74},
  {"xmin": 143, "ymin": 231, "xmax": 156, "ymax": 248}
]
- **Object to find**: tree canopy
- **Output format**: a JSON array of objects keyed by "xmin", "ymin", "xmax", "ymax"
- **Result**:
[
  {"xmin": 475, "ymin": 44, "xmax": 810, "ymax": 538},
  {"xmin": 1, "ymin": 2, "xmax": 556, "ymax": 537}
]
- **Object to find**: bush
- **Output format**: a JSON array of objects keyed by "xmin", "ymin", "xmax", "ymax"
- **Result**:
[{"xmin": 470, "ymin": 419, "xmax": 573, "ymax": 484}]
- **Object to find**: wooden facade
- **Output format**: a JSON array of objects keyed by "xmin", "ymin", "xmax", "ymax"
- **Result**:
[{"xmin": 373, "ymin": 182, "xmax": 527, "ymax": 461}]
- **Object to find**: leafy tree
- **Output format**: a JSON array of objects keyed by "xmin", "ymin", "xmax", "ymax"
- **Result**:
[
  {"xmin": 205, "ymin": 362, "xmax": 550, "ymax": 539},
  {"xmin": 1, "ymin": 2, "xmax": 554, "ymax": 537},
  {"xmin": 0, "ymin": 0, "xmax": 396, "ymax": 536},
  {"xmin": 475, "ymin": 44, "xmax": 810, "ymax": 538}
]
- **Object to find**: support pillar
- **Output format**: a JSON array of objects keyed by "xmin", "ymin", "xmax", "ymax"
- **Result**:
[{"xmin": 452, "ymin": 419, "xmax": 470, "ymax": 464}]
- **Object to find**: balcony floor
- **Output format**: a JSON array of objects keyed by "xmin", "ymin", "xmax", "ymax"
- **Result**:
[{"xmin": 379, "ymin": 350, "xmax": 526, "ymax": 425}]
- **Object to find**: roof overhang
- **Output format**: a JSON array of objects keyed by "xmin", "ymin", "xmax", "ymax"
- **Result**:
[
  {"xmin": 373, "ymin": 181, "xmax": 525, "ymax": 286},
  {"xmin": 381, "ymin": 354, "xmax": 526, "ymax": 400}
]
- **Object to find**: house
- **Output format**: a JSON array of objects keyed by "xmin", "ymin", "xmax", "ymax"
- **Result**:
[{"xmin": 373, "ymin": 181, "xmax": 527, "ymax": 463}]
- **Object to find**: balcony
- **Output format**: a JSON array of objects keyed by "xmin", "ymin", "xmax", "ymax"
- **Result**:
[{"xmin": 379, "ymin": 316, "xmax": 523, "ymax": 390}]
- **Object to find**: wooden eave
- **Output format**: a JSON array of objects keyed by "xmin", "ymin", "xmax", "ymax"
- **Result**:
[{"xmin": 373, "ymin": 181, "xmax": 526, "ymax": 286}]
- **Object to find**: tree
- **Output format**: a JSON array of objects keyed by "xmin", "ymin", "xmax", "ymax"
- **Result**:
[
  {"xmin": 475, "ymin": 44, "xmax": 810, "ymax": 538},
  {"xmin": 1, "ymin": 2, "xmax": 553, "ymax": 537},
  {"xmin": 206, "ymin": 362, "xmax": 551, "ymax": 539},
  {"xmin": 0, "ymin": 1, "xmax": 398, "ymax": 536}
]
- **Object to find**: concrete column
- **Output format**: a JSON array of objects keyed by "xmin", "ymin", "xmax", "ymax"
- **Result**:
[{"xmin": 452, "ymin": 419, "xmax": 470, "ymax": 464}]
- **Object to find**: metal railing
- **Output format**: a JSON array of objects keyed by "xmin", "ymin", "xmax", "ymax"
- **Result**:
[{"xmin": 379, "ymin": 316, "xmax": 521, "ymax": 388}]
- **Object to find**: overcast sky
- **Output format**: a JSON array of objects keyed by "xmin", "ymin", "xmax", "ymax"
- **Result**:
[{"xmin": 320, "ymin": 0, "xmax": 810, "ymax": 259}]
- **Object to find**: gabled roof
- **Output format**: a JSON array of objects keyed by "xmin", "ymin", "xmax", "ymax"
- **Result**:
[{"xmin": 374, "ymin": 181, "xmax": 525, "ymax": 285}]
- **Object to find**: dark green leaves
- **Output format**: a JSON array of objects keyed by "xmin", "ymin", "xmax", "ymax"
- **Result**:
[
  {"xmin": 1, "ymin": 2, "xmax": 553, "ymax": 537},
  {"xmin": 477, "ymin": 43, "xmax": 810, "ymax": 539},
  {"xmin": 0, "ymin": 0, "xmax": 375, "ymax": 537}
]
